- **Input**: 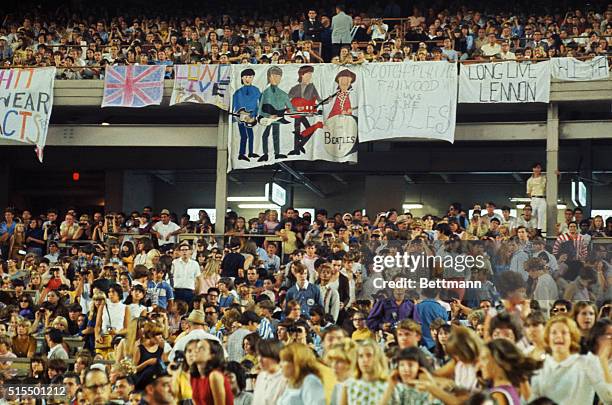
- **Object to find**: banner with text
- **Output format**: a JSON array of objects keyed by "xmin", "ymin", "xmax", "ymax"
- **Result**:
[
  {"xmin": 358, "ymin": 62, "xmax": 457, "ymax": 143},
  {"xmin": 0, "ymin": 67, "xmax": 55, "ymax": 162},
  {"xmin": 459, "ymin": 61, "xmax": 551, "ymax": 103},
  {"xmin": 550, "ymin": 56, "xmax": 609, "ymax": 81},
  {"xmin": 228, "ymin": 64, "xmax": 359, "ymax": 171},
  {"xmin": 170, "ymin": 64, "xmax": 231, "ymax": 109}
]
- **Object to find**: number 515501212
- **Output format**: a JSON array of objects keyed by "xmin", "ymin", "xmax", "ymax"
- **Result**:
[{"xmin": 2, "ymin": 384, "xmax": 67, "ymax": 399}]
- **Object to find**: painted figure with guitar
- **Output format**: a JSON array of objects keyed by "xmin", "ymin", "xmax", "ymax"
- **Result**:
[
  {"xmin": 257, "ymin": 66, "xmax": 296, "ymax": 162},
  {"xmin": 231, "ymin": 68, "xmax": 261, "ymax": 162},
  {"xmin": 325, "ymin": 68, "xmax": 359, "ymax": 158},
  {"xmin": 287, "ymin": 65, "xmax": 322, "ymax": 156}
]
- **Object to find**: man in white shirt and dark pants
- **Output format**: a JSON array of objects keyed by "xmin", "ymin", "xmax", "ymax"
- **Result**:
[
  {"xmin": 171, "ymin": 242, "xmax": 200, "ymax": 306},
  {"xmin": 526, "ymin": 162, "xmax": 547, "ymax": 235}
]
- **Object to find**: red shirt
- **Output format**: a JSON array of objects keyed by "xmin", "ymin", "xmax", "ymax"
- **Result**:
[
  {"xmin": 191, "ymin": 371, "xmax": 234, "ymax": 405},
  {"xmin": 328, "ymin": 91, "xmax": 351, "ymax": 119}
]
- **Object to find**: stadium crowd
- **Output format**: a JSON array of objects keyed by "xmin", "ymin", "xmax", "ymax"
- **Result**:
[
  {"xmin": 0, "ymin": 199, "xmax": 611, "ymax": 404},
  {"xmin": 0, "ymin": 2, "xmax": 611, "ymax": 79}
]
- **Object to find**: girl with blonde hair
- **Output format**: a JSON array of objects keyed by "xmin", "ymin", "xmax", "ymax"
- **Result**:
[
  {"xmin": 340, "ymin": 339, "xmax": 388, "ymax": 405},
  {"xmin": 326, "ymin": 338, "xmax": 356, "ymax": 405},
  {"xmin": 198, "ymin": 253, "xmax": 221, "ymax": 295},
  {"xmin": 278, "ymin": 343, "xmax": 326, "ymax": 405},
  {"xmin": 9, "ymin": 223, "xmax": 27, "ymax": 262}
]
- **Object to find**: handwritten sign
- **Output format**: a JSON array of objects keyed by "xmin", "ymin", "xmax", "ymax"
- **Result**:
[
  {"xmin": 551, "ymin": 56, "xmax": 609, "ymax": 81},
  {"xmin": 358, "ymin": 61, "xmax": 457, "ymax": 143},
  {"xmin": 171, "ymin": 64, "xmax": 231, "ymax": 109},
  {"xmin": 0, "ymin": 67, "xmax": 55, "ymax": 162},
  {"xmin": 459, "ymin": 61, "xmax": 550, "ymax": 103}
]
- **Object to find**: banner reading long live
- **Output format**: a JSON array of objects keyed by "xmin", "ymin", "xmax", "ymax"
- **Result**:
[
  {"xmin": 170, "ymin": 64, "xmax": 231, "ymax": 109},
  {"xmin": 0, "ymin": 67, "xmax": 56, "ymax": 162},
  {"xmin": 358, "ymin": 62, "xmax": 457, "ymax": 143},
  {"xmin": 459, "ymin": 61, "xmax": 551, "ymax": 103},
  {"xmin": 227, "ymin": 64, "xmax": 359, "ymax": 171}
]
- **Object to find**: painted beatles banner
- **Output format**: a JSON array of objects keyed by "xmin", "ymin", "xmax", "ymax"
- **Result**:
[
  {"xmin": 0, "ymin": 67, "xmax": 56, "ymax": 162},
  {"xmin": 359, "ymin": 62, "xmax": 457, "ymax": 143},
  {"xmin": 550, "ymin": 56, "xmax": 609, "ymax": 81},
  {"xmin": 170, "ymin": 64, "xmax": 231, "ymax": 109},
  {"xmin": 459, "ymin": 61, "xmax": 551, "ymax": 103},
  {"xmin": 228, "ymin": 64, "xmax": 359, "ymax": 171}
]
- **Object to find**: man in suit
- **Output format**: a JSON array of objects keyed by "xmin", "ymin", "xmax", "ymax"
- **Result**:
[
  {"xmin": 288, "ymin": 65, "xmax": 322, "ymax": 156},
  {"xmin": 526, "ymin": 30, "xmax": 549, "ymax": 52},
  {"xmin": 350, "ymin": 15, "xmax": 370, "ymax": 42},
  {"xmin": 304, "ymin": 9, "xmax": 324, "ymax": 42},
  {"xmin": 331, "ymin": 4, "xmax": 353, "ymax": 58}
]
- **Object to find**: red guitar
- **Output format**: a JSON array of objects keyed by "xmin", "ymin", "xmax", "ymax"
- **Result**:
[{"xmin": 290, "ymin": 97, "xmax": 324, "ymax": 137}]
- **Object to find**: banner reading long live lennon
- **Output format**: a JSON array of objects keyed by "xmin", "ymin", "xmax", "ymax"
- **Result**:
[
  {"xmin": 358, "ymin": 61, "xmax": 457, "ymax": 143},
  {"xmin": 459, "ymin": 61, "xmax": 551, "ymax": 103},
  {"xmin": 0, "ymin": 67, "xmax": 56, "ymax": 162}
]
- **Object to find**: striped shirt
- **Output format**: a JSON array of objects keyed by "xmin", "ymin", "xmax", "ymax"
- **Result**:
[
  {"xmin": 553, "ymin": 233, "xmax": 588, "ymax": 259},
  {"xmin": 257, "ymin": 317, "xmax": 275, "ymax": 339}
]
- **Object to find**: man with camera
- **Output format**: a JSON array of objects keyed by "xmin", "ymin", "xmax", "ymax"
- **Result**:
[{"xmin": 367, "ymin": 18, "xmax": 388, "ymax": 42}]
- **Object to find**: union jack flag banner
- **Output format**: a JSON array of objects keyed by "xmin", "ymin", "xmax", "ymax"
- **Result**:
[{"xmin": 101, "ymin": 65, "xmax": 165, "ymax": 108}]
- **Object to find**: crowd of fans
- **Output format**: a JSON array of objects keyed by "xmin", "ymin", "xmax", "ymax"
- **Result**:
[
  {"xmin": 0, "ymin": 3, "xmax": 611, "ymax": 79},
  {"xmin": 0, "ymin": 200, "xmax": 610, "ymax": 404}
]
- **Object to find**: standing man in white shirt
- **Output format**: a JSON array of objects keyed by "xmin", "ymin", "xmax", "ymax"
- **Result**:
[
  {"xmin": 171, "ymin": 242, "xmax": 201, "ymax": 306},
  {"xmin": 152, "ymin": 209, "xmax": 181, "ymax": 252},
  {"xmin": 526, "ymin": 162, "xmax": 547, "ymax": 235}
]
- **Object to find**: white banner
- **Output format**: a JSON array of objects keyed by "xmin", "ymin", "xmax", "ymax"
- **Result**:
[
  {"xmin": 228, "ymin": 64, "xmax": 358, "ymax": 171},
  {"xmin": 550, "ymin": 56, "xmax": 609, "ymax": 81},
  {"xmin": 459, "ymin": 61, "xmax": 551, "ymax": 103},
  {"xmin": 170, "ymin": 64, "xmax": 231, "ymax": 109},
  {"xmin": 0, "ymin": 67, "xmax": 56, "ymax": 162},
  {"xmin": 358, "ymin": 62, "xmax": 457, "ymax": 143}
]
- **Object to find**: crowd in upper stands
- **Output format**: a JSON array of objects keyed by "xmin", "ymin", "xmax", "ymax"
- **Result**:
[
  {"xmin": 0, "ymin": 199, "xmax": 611, "ymax": 404},
  {"xmin": 0, "ymin": 1, "xmax": 611, "ymax": 79}
]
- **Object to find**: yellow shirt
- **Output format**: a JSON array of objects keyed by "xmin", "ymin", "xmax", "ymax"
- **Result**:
[
  {"xmin": 281, "ymin": 230, "xmax": 297, "ymax": 255},
  {"xmin": 173, "ymin": 370, "xmax": 193, "ymax": 401},
  {"xmin": 318, "ymin": 364, "xmax": 338, "ymax": 405},
  {"xmin": 351, "ymin": 328, "xmax": 375, "ymax": 341},
  {"xmin": 527, "ymin": 175, "xmax": 547, "ymax": 196}
]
